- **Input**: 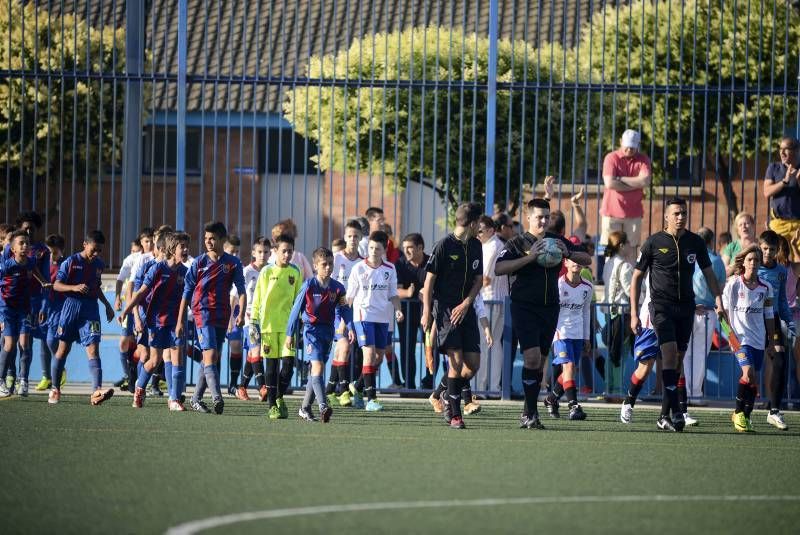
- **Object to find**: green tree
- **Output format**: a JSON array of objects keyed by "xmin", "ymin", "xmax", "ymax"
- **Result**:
[
  {"xmin": 284, "ymin": 25, "xmax": 571, "ymax": 212},
  {"xmin": 0, "ymin": 2, "xmax": 130, "ymax": 207},
  {"xmin": 570, "ymin": 0, "xmax": 800, "ymax": 221}
]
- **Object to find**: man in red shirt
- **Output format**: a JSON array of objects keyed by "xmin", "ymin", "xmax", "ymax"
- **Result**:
[{"xmin": 601, "ymin": 129, "xmax": 652, "ymax": 249}]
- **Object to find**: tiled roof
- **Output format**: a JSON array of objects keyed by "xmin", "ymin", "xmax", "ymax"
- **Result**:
[{"xmin": 43, "ymin": 0, "xmax": 604, "ymax": 113}]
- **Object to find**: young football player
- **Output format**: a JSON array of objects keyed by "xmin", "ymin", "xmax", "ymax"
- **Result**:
[
  {"xmin": 224, "ymin": 235, "xmax": 244, "ymax": 394},
  {"xmin": 35, "ymin": 234, "xmax": 67, "ymax": 392},
  {"xmin": 236, "ymin": 236, "xmax": 270, "ymax": 401}
]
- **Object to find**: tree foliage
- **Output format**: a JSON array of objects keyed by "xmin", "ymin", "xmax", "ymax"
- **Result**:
[
  {"xmin": 285, "ymin": 1, "xmax": 798, "ymax": 217},
  {"xmin": 0, "ymin": 2, "xmax": 130, "ymax": 201},
  {"xmin": 573, "ymin": 0, "xmax": 800, "ymax": 219},
  {"xmin": 284, "ymin": 26, "xmax": 570, "ymax": 210}
]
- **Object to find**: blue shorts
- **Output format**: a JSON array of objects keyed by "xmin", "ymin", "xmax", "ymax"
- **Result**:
[
  {"xmin": 735, "ymin": 345, "xmax": 765, "ymax": 372},
  {"xmin": 196, "ymin": 325, "xmax": 227, "ymax": 352},
  {"xmin": 633, "ymin": 328, "xmax": 659, "ymax": 362},
  {"xmin": 56, "ymin": 299, "xmax": 101, "ymax": 347},
  {"xmin": 354, "ymin": 321, "xmax": 389, "ymax": 349},
  {"xmin": 135, "ymin": 323, "xmax": 149, "ymax": 348},
  {"xmin": 552, "ymin": 339, "xmax": 583, "ymax": 365},
  {"xmin": 47, "ymin": 311, "xmax": 61, "ymax": 345},
  {"xmin": 334, "ymin": 316, "xmax": 350, "ymax": 342},
  {"xmin": 121, "ymin": 311, "xmax": 135, "ymax": 337},
  {"xmin": 148, "ymin": 325, "xmax": 183, "ymax": 349},
  {"xmin": 226, "ymin": 325, "xmax": 243, "ymax": 343},
  {"xmin": 302, "ymin": 329, "xmax": 334, "ymax": 362},
  {"xmin": 26, "ymin": 298, "xmax": 46, "ymax": 339},
  {"xmin": 0, "ymin": 307, "xmax": 30, "ymax": 338}
]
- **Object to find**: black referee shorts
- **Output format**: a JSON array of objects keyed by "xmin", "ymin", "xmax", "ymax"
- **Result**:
[
  {"xmin": 649, "ymin": 301, "xmax": 695, "ymax": 352},
  {"xmin": 510, "ymin": 300, "xmax": 560, "ymax": 353},
  {"xmin": 433, "ymin": 302, "xmax": 480, "ymax": 354}
]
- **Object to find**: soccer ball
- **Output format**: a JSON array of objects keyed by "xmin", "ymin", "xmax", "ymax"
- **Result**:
[{"xmin": 536, "ymin": 237, "xmax": 563, "ymax": 268}]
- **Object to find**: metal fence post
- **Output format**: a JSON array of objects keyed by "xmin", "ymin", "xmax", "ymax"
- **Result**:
[
  {"xmin": 485, "ymin": 0, "xmax": 499, "ymax": 215},
  {"xmin": 176, "ymin": 0, "xmax": 187, "ymax": 230},
  {"xmin": 121, "ymin": 0, "xmax": 144, "ymax": 258}
]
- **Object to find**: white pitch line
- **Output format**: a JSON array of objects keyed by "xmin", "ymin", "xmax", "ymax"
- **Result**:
[{"xmin": 165, "ymin": 494, "xmax": 800, "ymax": 535}]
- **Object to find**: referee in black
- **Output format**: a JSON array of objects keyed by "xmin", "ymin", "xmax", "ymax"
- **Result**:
[
  {"xmin": 630, "ymin": 197, "xmax": 727, "ymax": 432},
  {"xmin": 495, "ymin": 198, "xmax": 591, "ymax": 429},
  {"xmin": 420, "ymin": 202, "xmax": 484, "ymax": 429}
]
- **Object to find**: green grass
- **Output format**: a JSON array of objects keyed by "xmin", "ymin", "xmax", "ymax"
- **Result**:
[{"xmin": 2, "ymin": 394, "xmax": 800, "ymax": 534}]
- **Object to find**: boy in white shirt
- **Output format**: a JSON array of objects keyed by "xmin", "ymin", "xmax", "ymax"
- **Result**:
[
  {"xmin": 234, "ymin": 237, "xmax": 270, "ymax": 400},
  {"xmin": 346, "ymin": 231, "xmax": 403, "ymax": 411},
  {"xmin": 723, "ymin": 245, "xmax": 779, "ymax": 432},
  {"xmin": 544, "ymin": 258, "xmax": 592, "ymax": 421}
]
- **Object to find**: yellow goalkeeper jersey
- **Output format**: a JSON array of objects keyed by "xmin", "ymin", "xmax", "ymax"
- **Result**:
[{"xmin": 250, "ymin": 262, "xmax": 303, "ymax": 333}]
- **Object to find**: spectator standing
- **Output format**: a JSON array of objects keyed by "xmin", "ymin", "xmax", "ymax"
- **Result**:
[
  {"xmin": 763, "ymin": 137, "xmax": 800, "ymax": 263},
  {"xmin": 474, "ymin": 216, "xmax": 508, "ymax": 395},
  {"xmin": 684, "ymin": 227, "xmax": 726, "ymax": 408},
  {"xmin": 721, "ymin": 212, "xmax": 757, "ymax": 277},
  {"xmin": 395, "ymin": 233, "xmax": 429, "ymax": 390},
  {"xmin": 492, "ymin": 213, "xmax": 516, "ymax": 242},
  {"xmin": 601, "ymin": 231, "xmax": 633, "ymax": 396},
  {"xmin": 600, "ymin": 129, "xmax": 652, "ymax": 250}
]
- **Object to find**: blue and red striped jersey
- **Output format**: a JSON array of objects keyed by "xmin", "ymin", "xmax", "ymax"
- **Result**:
[
  {"xmin": 286, "ymin": 277, "xmax": 351, "ymax": 337},
  {"xmin": 56, "ymin": 253, "xmax": 105, "ymax": 302},
  {"xmin": 182, "ymin": 252, "xmax": 245, "ymax": 328},
  {"xmin": 142, "ymin": 260, "xmax": 188, "ymax": 328},
  {"xmin": 45, "ymin": 257, "xmax": 66, "ymax": 313},
  {"xmin": 0, "ymin": 257, "xmax": 34, "ymax": 311},
  {"xmin": 3, "ymin": 241, "xmax": 50, "ymax": 297},
  {"xmin": 133, "ymin": 255, "xmax": 158, "ymax": 320}
]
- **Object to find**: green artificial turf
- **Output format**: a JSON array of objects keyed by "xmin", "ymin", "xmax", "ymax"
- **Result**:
[{"xmin": 1, "ymin": 394, "xmax": 799, "ymax": 534}]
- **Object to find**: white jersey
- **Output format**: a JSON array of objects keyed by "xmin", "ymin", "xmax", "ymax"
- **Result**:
[
  {"xmin": 230, "ymin": 262, "xmax": 263, "ymax": 320},
  {"xmin": 347, "ymin": 260, "xmax": 398, "ymax": 324},
  {"xmin": 117, "ymin": 251, "xmax": 141, "ymax": 282},
  {"xmin": 555, "ymin": 276, "xmax": 593, "ymax": 341},
  {"xmin": 333, "ymin": 251, "xmax": 362, "ymax": 286},
  {"xmin": 129, "ymin": 251, "xmax": 154, "ymax": 284},
  {"xmin": 723, "ymin": 275, "xmax": 774, "ymax": 349},
  {"xmin": 182, "ymin": 255, "xmax": 195, "ymax": 269},
  {"xmin": 639, "ymin": 277, "xmax": 653, "ymax": 328}
]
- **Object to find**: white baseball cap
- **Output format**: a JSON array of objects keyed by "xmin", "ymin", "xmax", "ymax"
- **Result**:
[{"xmin": 621, "ymin": 129, "xmax": 641, "ymax": 149}]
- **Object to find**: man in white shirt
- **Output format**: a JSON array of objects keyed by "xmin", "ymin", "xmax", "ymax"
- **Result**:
[{"xmin": 475, "ymin": 216, "xmax": 508, "ymax": 395}]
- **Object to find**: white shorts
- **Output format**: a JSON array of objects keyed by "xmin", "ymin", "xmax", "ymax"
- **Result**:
[{"xmin": 601, "ymin": 216, "xmax": 642, "ymax": 247}]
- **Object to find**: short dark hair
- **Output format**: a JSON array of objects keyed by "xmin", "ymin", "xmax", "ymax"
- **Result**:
[
  {"xmin": 16, "ymin": 211, "xmax": 42, "ymax": 229},
  {"xmin": 527, "ymin": 198, "xmax": 550, "ymax": 211},
  {"xmin": 454, "ymin": 202, "xmax": 483, "ymax": 226},
  {"xmin": 85, "ymin": 230, "xmax": 106, "ymax": 245},
  {"xmin": 365, "ymin": 207, "xmax": 384, "ymax": 220},
  {"xmin": 203, "ymin": 221, "xmax": 227, "ymax": 239},
  {"xmin": 719, "ymin": 231, "xmax": 733, "ymax": 244},
  {"xmin": 139, "ymin": 227, "xmax": 155, "ymax": 240},
  {"xmin": 45, "ymin": 234, "xmax": 66, "ymax": 249},
  {"xmin": 312, "ymin": 247, "xmax": 334, "ymax": 263},
  {"xmin": 759, "ymin": 229, "xmax": 781, "ymax": 248},
  {"xmin": 368, "ymin": 230, "xmax": 389, "ymax": 248},
  {"xmin": 401, "ymin": 232, "xmax": 425, "ymax": 248},
  {"xmin": 780, "ymin": 136, "xmax": 800, "ymax": 150},
  {"xmin": 252, "ymin": 236, "xmax": 271, "ymax": 249},
  {"xmin": 478, "ymin": 215, "xmax": 495, "ymax": 230},
  {"xmin": 331, "ymin": 238, "xmax": 346, "ymax": 249},
  {"xmin": 274, "ymin": 233, "xmax": 295, "ymax": 247},
  {"xmin": 356, "ymin": 216, "xmax": 370, "ymax": 235},
  {"xmin": 345, "ymin": 219, "xmax": 364, "ymax": 234},
  {"xmin": 9, "ymin": 230, "xmax": 29, "ymax": 244},
  {"xmin": 156, "ymin": 225, "xmax": 174, "ymax": 237},
  {"xmin": 225, "ymin": 234, "xmax": 241, "ymax": 247},
  {"xmin": 547, "ymin": 210, "xmax": 566, "ymax": 235},
  {"xmin": 697, "ymin": 227, "xmax": 715, "ymax": 247},
  {"xmin": 155, "ymin": 234, "xmax": 168, "ymax": 252},
  {"xmin": 0, "ymin": 223, "xmax": 15, "ymax": 235},
  {"xmin": 666, "ymin": 197, "xmax": 687, "ymax": 208},
  {"xmin": 493, "ymin": 212, "xmax": 513, "ymax": 227}
]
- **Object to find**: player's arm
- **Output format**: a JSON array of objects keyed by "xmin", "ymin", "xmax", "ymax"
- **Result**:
[
  {"xmin": 629, "ymin": 268, "xmax": 645, "ymax": 334},
  {"xmin": 494, "ymin": 242, "xmax": 541, "ymax": 275},
  {"xmin": 96, "ymin": 281, "xmax": 115, "ymax": 322},
  {"xmin": 420, "ymin": 271, "xmax": 436, "ymax": 331},
  {"xmin": 120, "ymin": 283, "xmax": 151, "ymax": 320},
  {"xmin": 175, "ymin": 261, "xmax": 198, "ymax": 338},
  {"xmin": 764, "ymin": 295, "xmax": 781, "ymax": 358},
  {"xmin": 700, "ymin": 266, "xmax": 726, "ymax": 320},
  {"xmin": 53, "ymin": 263, "xmax": 87, "ymax": 294},
  {"xmin": 450, "ymin": 271, "xmax": 481, "ymax": 326},
  {"xmin": 30, "ymin": 266, "xmax": 51, "ymax": 289},
  {"xmin": 285, "ymin": 281, "xmax": 308, "ymax": 343},
  {"xmin": 570, "ymin": 188, "xmax": 587, "ymax": 239}
]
